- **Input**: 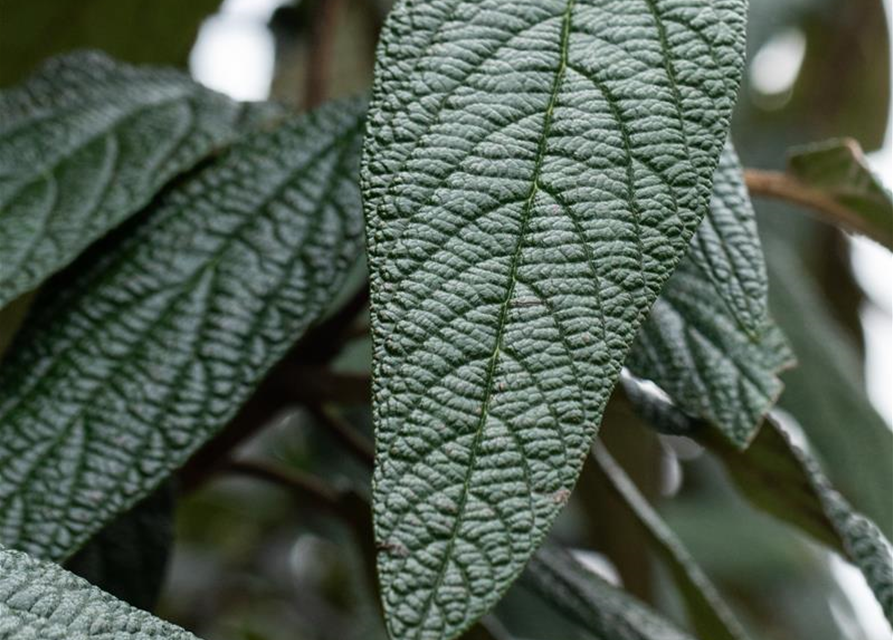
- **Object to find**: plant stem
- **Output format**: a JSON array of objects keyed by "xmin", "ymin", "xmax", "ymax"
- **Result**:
[
  {"xmin": 305, "ymin": 0, "xmax": 343, "ymax": 109},
  {"xmin": 744, "ymin": 168, "xmax": 877, "ymax": 242},
  {"xmin": 309, "ymin": 404, "xmax": 375, "ymax": 467}
]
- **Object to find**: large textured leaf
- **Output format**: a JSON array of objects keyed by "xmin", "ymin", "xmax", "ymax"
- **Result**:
[
  {"xmin": 590, "ymin": 445, "xmax": 748, "ymax": 640},
  {"xmin": 766, "ymin": 241, "xmax": 893, "ymax": 539},
  {"xmin": 621, "ymin": 377, "xmax": 893, "ymax": 626},
  {"xmin": 0, "ymin": 545, "xmax": 199, "ymax": 640},
  {"xmin": 788, "ymin": 138, "xmax": 893, "ymax": 249},
  {"xmin": 0, "ymin": 51, "xmax": 257, "ymax": 308},
  {"xmin": 361, "ymin": 2, "xmax": 747, "ymax": 637},
  {"xmin": 0, "ymin": 100, "xmax": 366, "ymax": 562},
  {"xmin": 627, "ymin": 143, "xmax": 793, "ymax": 447},
  {"xmin": 0, "ymin": 0, "xmax": 222, "ymax": 87},
  {"xmin": 521, "ymin": 546, "xmax": 696, "ymax": 640}
]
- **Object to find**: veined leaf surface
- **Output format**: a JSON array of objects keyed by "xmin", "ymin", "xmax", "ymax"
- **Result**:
[
  {"xmin": 0, "ymin": 545, "xmax": 198, "ymax": 640},
  {"xmin": 0, "ymin": 51, "xmax": 256, "ymax": 308},
  {"xmin": 362, "ymin": 1, "xmax": 747, "ymax": 638},
  {"xmin": 0, "ymin": 101, "xmax": 366, "ymax": 562},
  {"xmin": 627, "ymin": 144, "xmax": 794, "ymax": 447}
]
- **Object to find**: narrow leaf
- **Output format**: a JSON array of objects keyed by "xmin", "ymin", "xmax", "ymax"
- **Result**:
[
  {"xmin": 522, "ymin": 546, "xmax": 696, "ymax": 640},
  {"xmin": 627, "ymin": 143, "xmax": 794, "ymax": 447},
  {"xmin": 0, "ymin": 545, "xmax": 199, "ymax": 640},
  {"xmin": 621, "ymin": 377, "xmax": 893, "ymax": 626},
  {"xmin": 0, "ymin": 51, "xmax": 260, "ymax": 308},
  {"xmin": 0, "ymin": 100, "xmax": 366, "ymax": 562},
  {"xmin": 590, "ymin": 445, "xmax": 748, "ymax": 640},
  {"xmin": 766, "ymin": 241, "xmax": 893, "ymax": 538},
  {"xmin": 362, "ymin": 2, "xmax": 747, "ymax": 637},
  {"xmin": 788, "ymin": 138, "xmax": 893, "ymax": 249}
]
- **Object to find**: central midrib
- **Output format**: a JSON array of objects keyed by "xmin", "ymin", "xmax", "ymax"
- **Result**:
[{"xmin": 405, "ymin": 1, "xmax": 578, "ymax": 635}]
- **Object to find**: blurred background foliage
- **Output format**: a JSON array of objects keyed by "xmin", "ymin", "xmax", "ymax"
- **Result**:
[{"xmin": 0, "ymin": 0, "xmax": 890, "ymax": 639}]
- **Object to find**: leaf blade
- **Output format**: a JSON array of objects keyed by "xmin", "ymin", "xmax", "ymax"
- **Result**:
[
  {"xmin": 0, "ymin": 100, "xmax": 366, "ymax": 562},
  {"xmin": 0, "ymin": 51, "xmax": 259, "ymax": 307},
  {"xmin": 627, "ymin": 143, "xmax": 795, "ymax": 447},
  {"xmin": 0, "ymin": 545, "xmax": 199, "ymax": 640},
  {"xmin": 363, "ymin": 1, "xmax": 747, "ymax": 637}
]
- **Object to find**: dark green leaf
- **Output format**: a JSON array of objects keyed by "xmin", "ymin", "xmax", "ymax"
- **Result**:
[
  {"xmin": 0, "ymin": 544, "xmax": 199, "ymax": 639},
  {"xmin": 621, "ymin": 378, "xmax": 893, "ymax": 627},
  {"xmin": 627, "ymin": 143, "xmax": 794, "ymax": 447},
  {"xmin": 590, "ymin": 445, "xmax": 748, "ymax": 640},
  {"xmin": 65, "ymin": 485, "xmax": 174, "ymax": 611},
  {"xmin": 766, "ymin": 241, "xmax": 893, "ymax": 538},
  {"xmin": 788, "ymin": 138, "xmax": 893, "ymax": 249},
  {"xmin": 522, "ymin": 546, "xmax": 696, "ymax": 640},
  {"xmin": 0, "ymin": 0, "xmax": 222, "ymax": 86},
  {"xmin": 362, "ymin": 2, "xmax": 747, "ymax": 637},
  {"xmin": 0, "ymin": 51, "xmax": 258, "ymax": 308},
  {"xmin": 0, "ymin": 100, "xmax": 366, "ymax": 562}
]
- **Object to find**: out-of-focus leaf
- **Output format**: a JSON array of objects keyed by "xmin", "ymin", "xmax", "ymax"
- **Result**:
[
  {"xmin": 362, "ymin": 1, "xmax": 748, "ymax": 636},
  {"xmin": 766, "ymin": 241, "xmax": 893, "ymax": 538},
  {"xmin": 590, "ymin": 445, "xmax": 749, "ymax": 640},
  {"xmin": 628, "ymin": 144, "xmax": 794, "ymax": 447},
  {"xmin": 0, "ymin": 100, "xmax": 366, "ymax": 563},
  {"xmin": 621, "ymin": 376, "xmax": 893, "ymax": 626},
  {"xmin": 787, "ymin": 138, "xmax": 893, "ymax": 249},
  {"xmin": 522, "ymin": 546, "xmax": 696, "ymax": 640},
  {"xmin": 0, "ymin": 544, "xmax": 199, "ymax": 639},
  {"xmin": 0, "ymin": 0, "xmax": 223, "ymax": 86},
  {"xmin": 0, "ymin": 51, "xmax": 261, "ymax": 308},
  {"xmin": 65, "ymin": 485, "xmax": 174, "ymax": 611}
]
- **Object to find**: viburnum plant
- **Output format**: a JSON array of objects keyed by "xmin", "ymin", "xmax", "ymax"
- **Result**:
[{"xmin": 0, "ymin": 1, "xmax": 891, "ymax": 639}]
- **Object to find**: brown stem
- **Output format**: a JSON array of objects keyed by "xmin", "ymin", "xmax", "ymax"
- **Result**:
[
  {"xmin": 304, "ymin": 0, "xmax": 343, "ymax": 109},
  {"xmin": 308, "ymin": 404, "xmax": 375, "ymax": 467},
  {"xmin": 744, "ymin": 168, "xmax": 878, "ymax": 243}
]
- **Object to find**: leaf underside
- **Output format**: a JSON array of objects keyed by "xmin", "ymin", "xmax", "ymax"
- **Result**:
[
  {"xmin": 362, "ymin": 1, "xmax": 747, "ymax": 638},
  {"xmin": 0, "ymin": 545, "xmax": 197, "ymax": 640},
  {"xmin": 0, "ymin": 51, "xmax": 254, "ymax": 308},
  {"xmin": 627, "ymin": 143, "xmax": 794, "ymax": 447},
  {"xmin": 621, "ymin": 379, "xmax": 893, "ymax": 627},
  {"xmin": 0, "ymin": 100, "xmax": 366, "ymax": 562},
  {"xmin": 522, "ymin": 546, "xmax": 695, "ymax": 640}
]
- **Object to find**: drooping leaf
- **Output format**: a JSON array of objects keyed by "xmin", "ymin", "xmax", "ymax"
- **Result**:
[
  {"xmin": 0, "ymin": 544, "xmax": 199, "ymax": 640},
  {"xmin": 361, "ymin": 2, "xmax": 747, "ymax": 637},
  {"xmin": 766, "ymin": 240, "xmax": 893, "ymax": 538},
  {"xmin": 590, "ymin": 445, "xmax": 748, "ymax": 640},
  {"xmin": 0, "ymin": 51, "xmax": 263, "ymax": 308},
  {"xmin": 65, "ymin": 485, "xmax": 174, "ymax": 611},
  {"xmin": 627, "ymin": 143, "xmax": 794, "ymax": 447},
  {"xmin": 521, "ymin": 546, "xmax": 696, "ymax": 640},
  {"xmin": 0, "ymin": 0, "xmax": 222, "ymax": 86},
  {"xmin": 0, "ymin": 100, "xmax": 366, "ymax": 562},
  {"xmin": 621, "ymin": 377, "xmax": 893, "ymax": 626},
  {"xmin": 787, "ymin": 138, "xmax": 893, "ymax": 249}
]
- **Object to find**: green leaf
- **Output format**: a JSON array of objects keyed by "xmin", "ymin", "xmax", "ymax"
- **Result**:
[
  {"xmin": 0, "ymin": 51, "xmax": 260, "ymax": 308},
  {"xmin": 590, "ymin": 445, "xmax": 748, "ymax": 640},
  {"xmin": 0, "ymin": 0, "xmax": 222, "ymax": 86},
  {"xmin": 362, "ymin": 2, "xmax": 747, "ymax": 637},
  {"xmin": 0, "ymin": 544, "xmax": 199, "ymax": 639},
  {"xmin": 0, "ymin": 100, "xmax": 366, "ymax": 562},
  {"xmin": 522, "ymin": 546, "xmax": 696, "ymax": 640},
  {"xmin": 766, "ymin": 240, "xmax": 893, "ymax": 539},
  {"xmin": 787, "ymin": 138, "xmax": 893, "ymax": 249},
  {"xmin": 621, "ymin": 378, "xmax": 893, "ymax": 627},
  {"xmin": 65, "ymin": 485, "xmax": 174, "ymax": 611},
  {"xmin": 627, "ymin": 143, "xmax": 794, "ymax": 447}
]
